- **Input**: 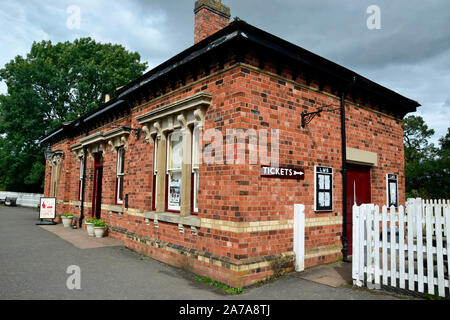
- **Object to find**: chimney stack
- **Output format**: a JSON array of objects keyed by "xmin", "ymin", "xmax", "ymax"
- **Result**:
[{"xmin": 194, "ymin": 0, "xmax": 231, "ymax": 44}]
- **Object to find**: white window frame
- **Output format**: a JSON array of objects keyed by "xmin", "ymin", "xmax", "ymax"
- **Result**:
[
  {"xmin": 116, "ymin": 148, "xmax": 125, "ymax": 204},
  {"xmin": 153, "ymin": 136, "xmax": 158, "ymax": 210},
  {"xmin": 192, "ymin": 126, "xmax": 200, "ymax": 213}
]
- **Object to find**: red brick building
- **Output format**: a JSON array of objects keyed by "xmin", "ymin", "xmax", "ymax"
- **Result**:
[{"xmin": 40, "ymin": 0, "xmax": 419, "ymax": 287}]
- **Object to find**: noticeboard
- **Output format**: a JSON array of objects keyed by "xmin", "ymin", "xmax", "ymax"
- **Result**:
[
  {"xmin": 39, "ymin": 197, "xmax": 56, "ymax": 219},
  {"xmin": 314, "ymin": 166, "xmax": 333, "ymax": 212}
]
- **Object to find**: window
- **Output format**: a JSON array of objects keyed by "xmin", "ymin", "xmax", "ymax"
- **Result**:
[
  {"xmin": 192, "ymin": 126, "xmax": 200, "ymax": 213},
  {"xmin": 79, "ymin": 157, "xmax": 84, "ymax": 201},
  {"xmin": 50, "ymin": 157, "xmax": 61, "ymax": 198},
  {"xmin": 152, "ymin": 137, "xmax": 158, "ymax": 211},
  {"xmin": 116, "ymin": 148, "xmax": 125, "ymax": 204},
  {"xmin": 167, "ymin": 130, "xmax": 183, "ymax": 212},
  {"xmin": 314, "ymin": 166, "xmax": 333, "ymax": 211},
  {"xmin": 386, "ymin": 174, "xmax": 398, "ymax": 207}
]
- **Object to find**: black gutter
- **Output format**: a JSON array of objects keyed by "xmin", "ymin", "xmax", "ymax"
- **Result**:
[{"xmin": 39, "ymin": 127, "xmax": 65, "ymax": 144}]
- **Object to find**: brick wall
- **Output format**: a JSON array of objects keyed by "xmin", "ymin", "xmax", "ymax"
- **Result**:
[{"xmin": 194, "ymin": 0, "xmax": 230, "ymax": 44}]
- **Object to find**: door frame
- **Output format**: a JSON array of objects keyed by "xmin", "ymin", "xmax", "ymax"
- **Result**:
[
  {"xmin": 92, "ymin": 153, "xmax": 103, "ymax": 219},
  {"xmin": 346, "ymin": 164, "xmax": 372, "ymax": 256}
]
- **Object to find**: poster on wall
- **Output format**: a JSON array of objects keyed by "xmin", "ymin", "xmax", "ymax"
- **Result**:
[
  {"xmin": 387, "ymin": 174, "xmax": 398, "ymax": 207},
  {"xmin": 168, "ymin": 173, "xmax": 181, "ymax": 210}
]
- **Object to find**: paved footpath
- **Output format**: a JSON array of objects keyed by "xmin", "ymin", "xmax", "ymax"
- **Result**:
[{"xmin": 0, "ymin": 206, "xmax": 415, "ymax": 300}]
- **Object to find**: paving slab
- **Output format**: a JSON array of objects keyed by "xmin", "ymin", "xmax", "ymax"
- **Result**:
[
  {"xmin": 298, "ymin": 262, "xmax": 352, "ymax": 287},
  {"xmin": 40, "ymin": 224, "xmax": 123, "ymax": 249}
]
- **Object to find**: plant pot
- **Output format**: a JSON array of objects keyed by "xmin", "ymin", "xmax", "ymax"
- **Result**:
[
  {"xmin": 94, "ymin": 227, "xmax": 106, "ymax": 238},
  {"xmin": 62, "ymin": 217, "xmax": 73, "ymax": 228},
  {"xmin": 86, "ymin": 222, "xmax": 95, "ymax": 237}
]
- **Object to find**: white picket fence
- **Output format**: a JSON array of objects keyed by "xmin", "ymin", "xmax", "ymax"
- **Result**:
[{"xmin": 352, "ymin": 198, "xmax": 450, "ymax": 297}]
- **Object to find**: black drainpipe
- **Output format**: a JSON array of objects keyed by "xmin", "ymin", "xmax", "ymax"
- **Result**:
[
  {"xmin": 341, "ymin": 76, "xmax": 357, "ymax": 262},
  {"xmin": 79, "ymin": 143, "xmax": 88, "ymax": 228}
]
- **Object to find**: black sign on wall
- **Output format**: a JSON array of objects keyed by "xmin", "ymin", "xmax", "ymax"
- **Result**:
[
  {"xmin": 260, "ymin": 166, "xmax": 305, "ymax": 180},
  {"xmin": 387, "ymin": 174, "xmax": 398, "ymax": 207},
  {"xmin": 315, "ymin": 166, "xmax": 333, "ymax": 211}
]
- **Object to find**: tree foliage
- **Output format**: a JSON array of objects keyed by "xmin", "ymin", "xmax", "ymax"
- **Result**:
[
  {"xmin": 0, "ymin": 38, "xmax": 147, "ymax": 192},
  {"xmin": 403, "ymin": 115, "xmax": 449, "ymax": 199}
]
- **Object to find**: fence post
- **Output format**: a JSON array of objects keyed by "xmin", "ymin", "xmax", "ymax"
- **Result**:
[
  {"xmin": 435, "ymin": 202, "xmax": 445, "ymax": 297},
  {"xmin": 407, "ymin": 201, "xmax": 415, "ymax": 291},
  {"xmin": 398, "ymin": 205, "xmax": 405, "ymax": 289},
  {"xmin": 416, "ymin": 199, "xmax": 424, "ymax": 293},
  {"xmin": 382, "ymin": 205, "xmax": 388, "ymax": 285},
  {"xmin": 352, "ymin": 203, "xmax": 361, "ymax": 286},
  {"xmin": 294, "ymin": 204, "xmax": 305, "ymax": 272},
  {"xmin": 374, "ymin": 205, "xmax": 381, "ymax": 289}
]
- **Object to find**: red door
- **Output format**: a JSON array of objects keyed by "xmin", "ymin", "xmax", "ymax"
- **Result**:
[
  {"xmin": 346, "ymin": 165, "xmax": 371, "ymax": 255},
  {"xmin": 92, "ymin": 153, "xmax": 103, "ymax": 219}
]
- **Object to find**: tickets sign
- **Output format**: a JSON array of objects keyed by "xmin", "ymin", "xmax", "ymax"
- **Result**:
[
  {"xmin": 39, "ymin": 198, "xmax": 56, "ymax": 219},
  {"xmin": 260, "ymin": 166, "xmax": 305, "ymax": 180}
]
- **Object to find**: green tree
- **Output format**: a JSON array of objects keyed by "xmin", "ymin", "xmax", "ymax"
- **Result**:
[
  {"xmin": 403, "ymin": 115, "xmax": 449, "ymax": 199},
  {"xmin": 403, "ymin": 115, "xmax": 436, "ymax": 163},
  {"xmin": 0, "ymin": 38, "xmax": 147, "ymax": 192}
]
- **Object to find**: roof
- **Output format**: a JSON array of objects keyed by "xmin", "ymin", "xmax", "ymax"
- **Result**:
[{"xmin": 40, "ymin": 19, "xmax": 420, "ymax": 144}]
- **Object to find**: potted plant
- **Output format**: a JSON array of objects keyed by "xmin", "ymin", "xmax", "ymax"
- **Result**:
[
  {"xmin": 85, "ymin": 218, "xmax": 97, "ymax": 237},
  {"xmin": 93, "ymin": 219, "xmax": 107, "ymax": 238},
  {"xmin": 61, "ymin": 213, "xmax": 74, "ymax": 228}
]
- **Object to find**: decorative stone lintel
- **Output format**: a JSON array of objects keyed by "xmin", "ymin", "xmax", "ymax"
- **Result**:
[
  {"xmin": 74, "ymin": 126, "xmax": 131, "ymax": 159},
  {"xmin": 70, "ymin": 143, "xmax": 84, "ymax": 159},
  {"xmin": 136, "ymin": 92, "xmax": 211, "ymax": 142},
  {"xmin": 143, "ymin": 211, "xmax": 201, "ymax": 228}
]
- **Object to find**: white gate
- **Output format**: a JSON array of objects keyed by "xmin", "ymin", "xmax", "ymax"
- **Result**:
[{"xmin": 352, "ymin": 199, "xmax": 450, "ymax": 297}]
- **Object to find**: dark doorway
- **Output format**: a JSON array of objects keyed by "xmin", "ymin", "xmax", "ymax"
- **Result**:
[
  {"xmin": 346, "ymin": 164, "xmax": 371, "ymax": 255},
  {"xmin": 92, "ymin": 153, "xmax": 103, "ymax": 219}
]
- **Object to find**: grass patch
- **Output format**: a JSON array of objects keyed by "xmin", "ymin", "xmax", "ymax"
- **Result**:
[
  {"xmin": 423, "ymin": 293, "xmax": 447, "ymax": 300},
  {"xmin": 194, "ymin": 275, "xmax": 243, "ymax": 295}
]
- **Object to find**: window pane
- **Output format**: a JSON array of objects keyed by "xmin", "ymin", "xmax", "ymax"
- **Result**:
[
  {"xmin": 80, "ymin": 158, "xmax": 84, "ymax": 179},
  {"xmin": 168, "ymin": 171, "xmax": 181, "ymax": 210},
  {"xmin": 194, "ymin": 170, "xmax": 199, "ymax": 212},
  {"xmin": 120, "ymin": 150, "xmax": 125, "ymax": 173},
  {"xmin": 117, "ymin": 149, "xmax": 125, "ymax": 174},
  {"xmin": 169, "ymin": 131, "xmax": 183, "ymax": 170},
  {"xmin": 153, "ymin": 137, "xmax": 158, "ymax": 174},
  {"xmin": 192, "ymin": 126, "xmax": 200, "ymax": 167},
  {"xmin": 117, "ymin": 177, "xmax": 123, "ymax": 203}
]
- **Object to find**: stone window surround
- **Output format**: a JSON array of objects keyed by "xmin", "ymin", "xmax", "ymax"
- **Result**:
[
  {"xmin": 136, "ymin": 92, "xmax": 211, "ymax": 226},
  {"xmin": 49, "ymin": 149, "xmax": 64, "ymax": 198}
]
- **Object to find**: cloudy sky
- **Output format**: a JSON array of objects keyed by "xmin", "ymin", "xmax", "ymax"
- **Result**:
[{"xmin": 1, "ymin": 0, "xmax": 449, "ymax": 144}]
